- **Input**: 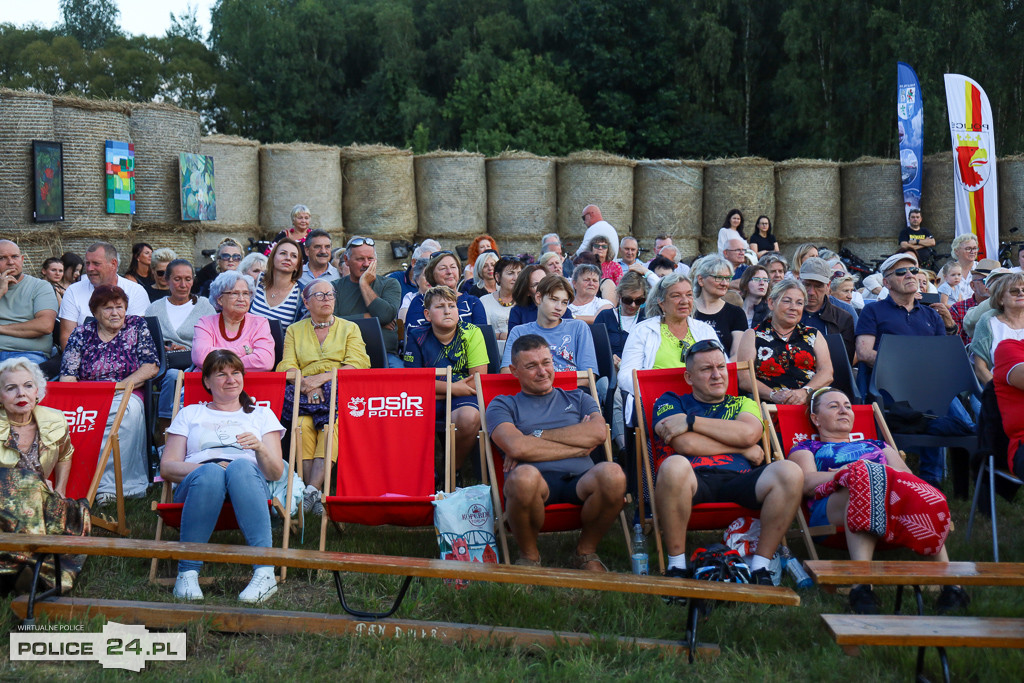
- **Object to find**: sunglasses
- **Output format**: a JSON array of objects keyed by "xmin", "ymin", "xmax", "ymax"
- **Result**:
[
  {"xmin": 591, "ymin": 243, "xmax": 609, "ymax": 250},
  {"xmin": 682, "ymin": 338, "xmax": 725, "ymax": 363},
  {"xmin": 1007, "ymin": 288, "xmax": 1024, "ymax": 297},
  {"xmin": 346, "ymin": 237, "xmax": 376, "ymax": 248},
  {"xmin": 430, "ymin": 250, "xmax": 455, "ymax": 259},
  {"xmin": 154, "ymin": 269, "xmax": 166, "ymax": 277},
  {"xmin": 620, "ymin": 295, "xmax": 646, "ymax": 306},
  {"xmin": 889, "ymin": 267, "xmax": 921, "ymax": 277},
  {"xmin": 218, "ymin": 253, "xmax": 243, "ymax": 262}
]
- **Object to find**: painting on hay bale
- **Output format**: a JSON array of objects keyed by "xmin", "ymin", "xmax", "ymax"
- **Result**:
[
  {"xmin": 179, "ymin": 152, "xmax": 216, "ymax": 221},
  {"xmin": 32, "ymin": 140, "xmax": 64, "ymax": 222},
  {"xmin": 105, "ymin": 140, "xmax": 135, "ymax": 215}
]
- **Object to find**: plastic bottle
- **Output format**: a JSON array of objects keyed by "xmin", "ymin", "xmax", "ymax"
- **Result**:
[
  {"xmin": 631, "ymin": 524, "xmax": 649, "ymax": 576},
  {"xmin": 779, "ymin": 546, "xmax": 813, "ymax": 589}
]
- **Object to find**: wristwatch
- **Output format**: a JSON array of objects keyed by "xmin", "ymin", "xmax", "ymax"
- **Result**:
[
  {"xmin": 803, "ymin": 386, "xmax": 814, "ymax": 397},
  {"xmin": 532, "ymin": 429, "xmax": 544, "ymax": 439},
  {"xmin": 685, "ymin": 413, "xmax": 696, "ymax": 432}
]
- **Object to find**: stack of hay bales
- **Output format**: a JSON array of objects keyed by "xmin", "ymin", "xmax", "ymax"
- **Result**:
[
  {"xmin": 0, "ymin": 89, "xmax": 56, "ymax": 267},
  {"xmin": 840, "ymin": 157, "xmax": 904, "ymax": 263},
  {"xmin": 199, "ymin": 135, "xmax": 261, "ymax": 263},
  {"xmin": 342, "ymin": 144, "xmax": 417, "ymax": 273},
  {"xmin": 486, "ymin": 151, "xmax": 557, "ymax": 259},
  {"xmin": 774, "ymin": 159, "xmax": 841, "ymax": 253},
  {"xmin": 920, "ymin": 153, "xmax": 956, "ymax": 246},
  {"xmin": 998, "ymin": 155, "xmax": 1024, "ymax": 245},
  {"xmin": 702, "ymin": 157, "xmax": 774, "ymax": 255},
  {"xmin": 259, "ymin": 143, "xmax": 342, "ymax": 240},
  {"xmin": 557, "ymin": 151, "xmax": 635, "ymax": 252},
  {"xmin": 129, "ymin": 102, "xmax": 201, "ymax": 230},
  {"xmin": 414, "ymin": 151, "xmax": 486, "ymax": 259},
  {"xmin": 633, "ymin": 159, "xmax": 703, "ymax": 260}
]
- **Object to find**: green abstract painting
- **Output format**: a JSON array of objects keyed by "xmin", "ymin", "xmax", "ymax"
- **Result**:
[{"xmin": 179, "ymin": 153, "xmax": 216, "ymax": 221}]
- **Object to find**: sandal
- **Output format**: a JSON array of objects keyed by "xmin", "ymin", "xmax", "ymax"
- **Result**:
[
  {"xmin": 570, "ymin": 551, "xmax": 608, "ymax": 572},
  {"xmin": 514, "ymin": 556, "xmax": 541, "ymax": 567}
]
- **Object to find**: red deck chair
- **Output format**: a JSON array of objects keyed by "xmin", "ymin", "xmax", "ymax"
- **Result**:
[
  {"xmin": 40, "ymin": 381, "xmax": 134, "ymax": 536},
  {"xmin": 763, "ymin": 401, "xmax": 902, "ymax": 561},
  {"xmin": 319, "ymin": 367, "xmax": 452, "ymax": 550},
  {"xmin": 632, "ymin": 362, "xmax": 768, "ymax": 574},
  {"xmin": 150, "ymin": 369, "xmax": 301, "ymax": 584},
  {"xmin": 476, "ymin": 370, "xmax": 632, "ymax": 565}
]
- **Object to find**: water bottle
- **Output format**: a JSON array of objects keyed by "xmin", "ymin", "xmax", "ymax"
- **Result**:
[
  {"xmin": 779, "ymin": 546, "xmax": 813, "ymax": 589},
  {"xmin": 631, "ymin": 524, "xmax": 649, "ymax": 576}
]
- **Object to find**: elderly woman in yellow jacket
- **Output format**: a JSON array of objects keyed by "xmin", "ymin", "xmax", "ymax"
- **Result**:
[
  {"xmin": 0, "ymin": 358, "xmax": 90, "ymax": 591},
  {"xmin": 277, "ymin": 279, "xmax": 370, "ymax": 515}
]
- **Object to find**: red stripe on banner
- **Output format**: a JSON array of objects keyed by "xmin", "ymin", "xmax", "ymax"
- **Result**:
[
  {"xmin": 970, "ymin": 84, "xmax": 983, "ymax": 130},
  {"xmin": 975, "ymin": 188, "xmax": 987, "ymax": 257}
]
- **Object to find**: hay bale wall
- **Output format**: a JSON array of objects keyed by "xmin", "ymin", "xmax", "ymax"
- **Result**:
[
  {"xmin": 633, "ymin": 159, "xmax": 703, "ymax": 259},
  {"xmin": 557, "ymin": 152, "xmax": 634, "ymax": 246},
  {"xmin": 260, "ymin": 143, "xmax": 342, "ymax": 237},
  {"xmin": 998, "ymin": 155, "xmax": 1024, "ymax": 244},
  {"xmin": 702, "ymin": 157, "xmax": 774, "ymax": 254},
  {"xmin": 0, "ymin": 89, "xmax": 55, "ymax": 231},
  {"xmin": 129, "ymin": 103, "xmax": 201, "ymax": 228},
  {"xmin": 774, "ymin": 160, "xmax": 840, "ymax": 246},
  {"xmin": 840, "ymin": 157, "xmax": 904, "ymax": 248},
  {"xmin": 486, "ymin": 152, "xmax": 557, "ymax": 239},
  {"xmin": 200, "ymin": 135, "xmax": 260, "ymax": 230},
  {"xmin": 920, "ymin": 153, "xmax": 956, "ymax": 243},
  {"xmin": 341, "ymin": 144, "xmax": 417, "ymax": 241},
  {"xmin": 414, "ymin": 151, "xmax": 486, "ymax": 242}
]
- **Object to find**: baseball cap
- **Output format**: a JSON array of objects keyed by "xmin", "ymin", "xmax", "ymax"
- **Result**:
[
  {"xmin": 879, "ymin": 252, "xmax": 919, "ymax": 276},
  {"xmin": 973, "ymin": 258, "xmax": 1000, "ymax": 275},
  {"xmin": 799, "ymin": 257, "xmax": 832, "ymax": 284}
]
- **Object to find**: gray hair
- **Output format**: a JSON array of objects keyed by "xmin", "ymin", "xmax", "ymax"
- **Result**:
[
  {"xmin": 238, "ymin": 252, "xmax": 267, "ymax": 278},
  {"xmin": 768, "ymin": 279, "xmax": 807, "ymax": 304},
  {"xmin": 645, "ymin": 272, "xmax": 691, "ymax": 319},
  {"xmin": 165, "ymin": 258, "xmax": 194, "ymax": 277},
  {"xmin": 690, "ymin": 254, "xmax": 733, "ymax": 297},
  {"xmin": 660, "ymin": 244, "xmax": 681, "ymax": 262},
  {"xmin": 290, "ymin": 204, "xmax": 310, "ymax": 220},
  {"xmin": 345, "ymin": 235, "xmax": 377, "ymax": 258},
  {"xmin": 621, "ymin": 236, "xmax": 638, "ymax": 247},
  {"xmin": 151, "ymin": 248, "xmax": 178, "ymax": 265},
  {"xmin": 411, "ymin": 257, "xmax": 431, "ymax": 283},
  {"xmin": 759, "ymin": 252, "xmax": 789, "ymax": 270},
  {"xmin": 540, "ymin": 233, "xmax": 561, "ymax": 252},
  {"xmin": 952, "ymin": 233, "xmax": 978, "ymax": 256},
  {"xmin": 302, "ymin": 278, "xmax": 334, "ymax": 299},
  {"xmin": 473, "ymin": 251, "xmax": 499, "ymax": 279},
  {"xmin": 538, "ymin": 251, "xmax": 562, "ymax": 268},
  {"xmin": 0, "ymin": 357, "xmax": 48, "ymax": 401},
  {"xmin": 86, "ymin": 242, "xmax": 119, "ymax": 266},
  {"xmin": 572, "ymin": 263, "xmax": 602, "ymax": 283},
  {"xmin": 413, "ymin": 239, "xmax": 442, "ymax": 260},
  {"xmin": 209, "ymin": 271, "xmax": 255, "ymax": 312},
  {"xmin": 830, "ymin": 274, "xmax": 855, "ymax": 293}
]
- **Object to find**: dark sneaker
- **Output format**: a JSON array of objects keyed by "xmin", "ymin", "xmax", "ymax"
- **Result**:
[
  {"xmin": 662, "ymin": 566, "xmax": 690, "ymax": 606},
  {"xmin": 750, "ymin": 567, "xmax": 774, "ymax": 586},
  {"xmin": 849, "ymin": 584, "xmax": 881, "ymax": 615},
  {"xmin": 937, "ymin": 585, "xmax": 970, "ymax": 614}
]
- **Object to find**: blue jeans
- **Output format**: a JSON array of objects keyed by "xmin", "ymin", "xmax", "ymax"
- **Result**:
[
  {"xmin": 173, "ymin": 459, "xmax": 272, "ymax": 574},
  {"xmin": 157, "ymin": 371, "xmax": 180, "ymax": 420},
  {"xmin": 386, "ymin": 353, "xmax": 405, "ymax": 369},
  {"xmin": 0, "ymin": 350, "xmax": 48, "ymax": 365}
]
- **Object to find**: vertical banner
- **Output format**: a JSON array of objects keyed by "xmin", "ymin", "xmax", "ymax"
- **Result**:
[
  {"xmin": 897, "ymin": 63, "xmax": 924, "ymax": 223},
  {"xmin": 944, "ymin": 73, "xmax": 999, "ymax": 260}
]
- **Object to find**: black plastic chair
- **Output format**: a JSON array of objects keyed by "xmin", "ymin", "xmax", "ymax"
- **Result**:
[
  {"xmin": 825, "ymin": 333, "xmax": 860, "ymax": 403},
  {"xmin": 478, "ymin": 324, "xmax": 501, "ymax": 374},
  {"xmin": 143, "ymin": 316, "xmax": 167, "ymax": 475},
  {"xmin": 268, "ymin": 319, "xmax": 285, "ymax": 370},
  {"xmin": 589, "ymin": 322, "xmax": 617, "ymax": 416},
  {"xmin": 353, "ymin": 317, "xmax": 387, "ymax": 369}
]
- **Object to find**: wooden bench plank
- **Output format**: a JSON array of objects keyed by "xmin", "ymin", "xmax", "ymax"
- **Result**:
[
  {"xmin": 806, "ymin": 561, "xmax": 1024, "ymax": 587},
  {"xmin": 0, "ymin": 534, "xmax": 798, "ymax": 606},
  {"xmin": 10, "ymin": 596, "xmax": 719, "ymax": 658},
  {"xmin": 822, "ymin": 614, "xmax": 1024, "ymax": 651}
]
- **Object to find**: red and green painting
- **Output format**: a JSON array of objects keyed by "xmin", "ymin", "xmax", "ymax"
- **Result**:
[{"xmin": 32, "ymin": 140, "xmax": 64, "ymax": 222}]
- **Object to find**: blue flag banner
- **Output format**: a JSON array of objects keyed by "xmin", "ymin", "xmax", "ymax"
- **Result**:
[{"xmin": 897, "ymin": 62, "xmax": 924, "ymax": 224}]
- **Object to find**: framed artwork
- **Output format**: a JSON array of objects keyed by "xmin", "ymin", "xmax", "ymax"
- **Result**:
[
  {"xmin": 105, "ymin": 140, "xmax": 135, "ymax": 214},
  {"xmin": 32, "ymin": 140, "xmax": 64, "ymax": 222},
  {"xmin": 179, "ymin": 153, "xmax": 216, "ymax": 221}
]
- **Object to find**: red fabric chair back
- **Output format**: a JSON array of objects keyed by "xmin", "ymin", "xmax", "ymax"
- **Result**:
[
  {"xmin": 181, "ymin": 372, "xmax": 288, "ymax": 414},
  {"xmin": 774, "ymin": 404, "xmax": 879, "ymax": 455},
  {"xmin": 39, "ymin": 382, "xmax": 117, "ymax": 500}
]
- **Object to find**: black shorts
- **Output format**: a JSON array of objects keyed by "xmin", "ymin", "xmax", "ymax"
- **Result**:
[
  {"xmin": 540, "ymin": 470, "xmax": 585, "ymax": 506},
  {"xmin": 692, "ymin": 466, "xmax": 767, "ymax": 510}
]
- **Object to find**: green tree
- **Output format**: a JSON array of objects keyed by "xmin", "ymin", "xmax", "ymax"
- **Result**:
[{"xmin": 59, "ymin": 0, "xmax": 121, "ymax": 50}]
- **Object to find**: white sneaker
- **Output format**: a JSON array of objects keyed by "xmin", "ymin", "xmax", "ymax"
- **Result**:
[
  {"xmin": 94, "ymin": 493, "xmax": 116, "ymax": 507},
  {"xmin": 238, "ymin": 569, "xmax": 278, "ymax": 604},
  {"xmin": 173, "ymin": 570, "xmax": 203, "ymax": 600},
  {"xmin": 303, "ymin": 486, "xmax": 323, "ymax": 516}
]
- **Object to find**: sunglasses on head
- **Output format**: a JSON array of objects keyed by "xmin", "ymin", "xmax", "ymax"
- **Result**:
[
  {"xmin": 889, "ymin": 266, "xmax": 920, "ymax": 277},
  {"xmin": 810, "ymin": 385, "xmax": 838, "ymax": 411},
  {"xmin": 346, "ymin": 237, "xmax": 376, "ymax": 248},
  {"xmin": 682, "ymin": 338, "xmax": 726, "ymax": 363},
  {"xmin": 430, "ymin": 250, "xmax": 455, "ymax": 259},
  {"xmin": 620, "ymin": 295, "xmax": 646, "ymax": 306}
]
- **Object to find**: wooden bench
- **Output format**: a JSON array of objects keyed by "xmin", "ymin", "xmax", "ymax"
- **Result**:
[
  {"xmin": 0, "ymin": 533, "xmax": 799, "ymax": 661},
  {"xmin": 807, "ymin": 560, "xmax": 1024, "ymax": 683}
]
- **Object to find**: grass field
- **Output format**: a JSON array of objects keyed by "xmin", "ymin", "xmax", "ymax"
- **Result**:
[{"xmin": 1, "ymin": 477, "xmax": 1022, "ymax": 681}]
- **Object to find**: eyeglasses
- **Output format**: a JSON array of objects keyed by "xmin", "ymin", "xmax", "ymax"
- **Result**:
[
  {"xmin": 963, "ymin": 246, "xmax": 979, "ymax": 252},
  {"xmin": 218, "ymin": 253, "xmax": 243, "ymax": 262},
  {"xmin": 889, "ymin": 267, "xmax": 921, "ymax": 277},
  {"xmin": 705, "ymin": 275, "xmax": 731, "ymax": 283},
  {"xmin": 750, "ymin": 277, "xmax": 770, "ymax": 284},
  {"xmin": 346, "ymin": 237, "xmax": 376, "ymax": 248},
  {"xmin": 306, "ymin": 291, "xmax": 336, "ymax": 301},
  {"xmin": 1007, "ymin": 288, "xmax": 1024, "ymax": 297},
  {"xmin": 154, "ymin": 270, "xmax": 166, "ymax": 277},
  {"xmin": 221, "ymin": 291, "xmax": 252, "ymax": 299},
  {"xmin": 620, "ymin": 295, "xmax": 646, "ymax": 306},
  {"xmin": 682, "ymin": 338, "xmax": 726, "ymax": 363}
]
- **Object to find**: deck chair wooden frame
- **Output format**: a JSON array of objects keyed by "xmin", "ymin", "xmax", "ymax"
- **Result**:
[
  {"xmin": 149, "ymin": 368, "xmax": 302, "ymax": 585},
  {"xmin": 318, "ymin": 367, "xmax": 453, "ymax": 552},
  {"xmin": 632, "ymin": 361, "xmax": 768, "ymax": 575},
  {"xmin": 41, "ymin": 380, "xmax": 135, "ymax": 537},
  {"xmin": 476, "ymin": 370, "xmax": 632, "ymax": 566},
  {"xmin": 762, "ymin": 401, "xmax": 901, "ymax": 561}
]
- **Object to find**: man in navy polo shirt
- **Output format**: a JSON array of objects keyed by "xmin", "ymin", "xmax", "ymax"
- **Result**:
[{"xmin": 650, "ymin": 339, "xmax": 803, "ymax": 585}]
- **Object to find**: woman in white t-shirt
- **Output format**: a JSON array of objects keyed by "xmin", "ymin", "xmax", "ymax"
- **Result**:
[
  {"xmin": 161, "ymin": 349, "xmax": 286, "ymax": 605},
  {"xmin": 568, "ymin": 263, "xmax": 613, "ymax": 323}
]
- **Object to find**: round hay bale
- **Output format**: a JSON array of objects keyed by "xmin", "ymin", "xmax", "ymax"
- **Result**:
[
  {"xmin": 998, "ymin": 155, "xmax": 1024, "ymax": 244},
  {"xmin": 129, "ymin": 102, "xmax": 201, "ymax": 228},
  {"xmin": 485, "ymin": 151, "xmax": 557, "ymax": 240},
  {"xmin": 556, "ymin": 151, "xmax": 635, "ymax": 240},
  {"xmin": 774, "ymin": 160, "xmax": 840, "ymax": 245},
  {"xmin": 260, "ymin": 143, "xmax": 342, "ymax": 237},
  {"xmin": 16, "ymin": 229, "xmax": 63, "ymax": 275},
  {"xmin": 341, "ymin": 144, "xmax": 416, "ymax": 240},
  {"xmin": 200, "ymin": 135, "xmax": 260, "ymax": 229},
  {"xmin": 0, "ymin": 89, "xmax": 55, "ymax": 231},
  {"xmin": 702, "ymin": 157, "xmax": 775, "ymax": 251},
  {"xmin": 52, "ymin": 98, "xmax": 132, "ymax": 233},
  {"xmin": 920, "ymin": 153, "xmax": 956, "ymax": 242},
  {"xmin": 840, "ymin": 157, "xmax": 904, "ymax": 241},
  {"xmin": 633, "ymin": 159, "xmax": 703, "ymax": 241},
  {"xmin": 414, "ymin": 151, "xmax": 486, "ymax": 241}
]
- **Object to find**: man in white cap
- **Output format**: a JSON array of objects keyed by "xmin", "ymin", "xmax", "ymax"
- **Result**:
[{"xmin": 575, "ymin": 205, "xmax": 620, "ymax": 261}]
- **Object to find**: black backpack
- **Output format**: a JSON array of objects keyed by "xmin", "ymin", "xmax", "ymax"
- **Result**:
[{"xmin": 689, "ymin": 543, "xmax": 752, "ymax": 584}]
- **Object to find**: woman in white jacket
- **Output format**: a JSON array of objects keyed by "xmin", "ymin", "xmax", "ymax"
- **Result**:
[{"xmin": 617, "ymin": 273, "xmax": 718, "ymax": 425}]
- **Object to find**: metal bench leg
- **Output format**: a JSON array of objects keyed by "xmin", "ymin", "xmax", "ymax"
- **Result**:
[
  {"xmin": 333, "ymin": 571, "xmax": 414, "ymax": 620},
  {"xmin": 966, "ymin": 456, "xmax": 987, "ymax": 541},
  {"xmin": 989, "ymin": 459, "xmax": 999, "ymax": 562},
  {"xmin": 914, "ymin": 645, "xmax": 951, "ymax": 683},
  {"xmin": 894, "ymin": 585, "xmax": 903, "ymax": 614},
  {"xmin": 913, "ymin": 586, "xmax": 923, "ymax": 616},
  {"xmin": 685, "ymin": 600, "xmax": 702, "ymax": 664},
  {"xmin": 24, "ymin": 553, "xmax": 63, "ymax": 626}
]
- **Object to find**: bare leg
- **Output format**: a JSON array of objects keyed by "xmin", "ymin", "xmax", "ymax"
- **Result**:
[
  {"xmin": 752, "ymin": 460, "xmax": 803, "ymax": 560},
  {"xmin": 452, "ymin": 406, "xmax": 480, "ymax": 471},
  {"xmin": 574, "ymin": 462, "xmax": 626, "ymax": 560},
  {"xmin": 654, "ymin": 455, "xmax": 697, "ymax": 556},
  {"xmin": 825, "ymin": 489, "xmax": 878, "ymax": 561},
  {"xmin": 303, "ymin": 458, "xmax": 325, "ymax": 491},
  {"xmin": 503, "ymin": 465, "xmax": 548, "ymax": 562}
]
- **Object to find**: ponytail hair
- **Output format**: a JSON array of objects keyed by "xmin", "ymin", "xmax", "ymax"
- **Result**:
[{"xmin": 200, "ymin": 349, "xmax": 255, "ymax": 414}]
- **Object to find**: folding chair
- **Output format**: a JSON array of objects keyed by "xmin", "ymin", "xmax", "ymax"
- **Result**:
[
  {"xmin": 476, "ymin": 370, "xmax": 632, "ymax": 565},
  {"xmin": 40, "ymin": 381, "xmax": 135, "ymax": 536},
  {"xmin": 149, "ymin": 369, "xmax": 302, "ymax": 584},
  {"xmin": 825, "ymin": 333, "xmax": 860, "ymax": 403},
  {"xmin": 590, "ymin": 322, "xmax": 617, "ymax": 418},
  {"xmin": 632, "ymin": 362, "xmax": 767, "ymax": 574},
  {"xmin": 352, "ymin": 317, "xmax": 388, "ymax": 369},
  {"xmin": 319, "ymin": 367, "xmax": 452, "ymax": 552},
  {"xmin": 763, "ymin": 401, "xmax": 901, "ymax": 561},
  {"xmin": 478, "ymin": 324, "xmax": 502, "ymax": 375}
]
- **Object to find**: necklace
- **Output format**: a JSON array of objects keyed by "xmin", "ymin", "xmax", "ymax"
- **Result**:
[
  {"xmin": 219, "ymin": 314, "xmax": 246, "ymax": 342},
  {"xmin": 311, "ymin": 317, "xmax": 335, "ymax": 329},
  {"xmin": 496, "ymin": 292, "xmax": 514, "ymax": 307},
  {"xmin": 7, "ymin": 415, "xmax": 33, "ymax": 427}
]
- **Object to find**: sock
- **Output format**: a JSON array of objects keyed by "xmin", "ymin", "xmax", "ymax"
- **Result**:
[
  {"xmin": 305, "ymin": 484, "xmax": 317, "ymax": 494},
  {"xmin": 750, "ymin": 554, "xmax": 771, "ymax": 572},
  {"xmin": 667, "ymin": 554, "xmax": 687, "ymax": 571}
]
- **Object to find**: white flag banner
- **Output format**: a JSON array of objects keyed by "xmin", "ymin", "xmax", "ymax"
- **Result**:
[{"xmin": 944, "ymin": 73, "xmax": 998, "ymax": 260}]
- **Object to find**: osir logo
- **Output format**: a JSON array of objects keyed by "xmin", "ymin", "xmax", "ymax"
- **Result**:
[
  {"xmin": 348, "ymin": 393, "xmax": 423, "ymax": 418},
  {"xmin": 62, "ymin": 407, "xmax": 98, "ymax": 434},
  {"xmin": 347, "ymin": 397, "xmax": 366, "ymax": 417}
]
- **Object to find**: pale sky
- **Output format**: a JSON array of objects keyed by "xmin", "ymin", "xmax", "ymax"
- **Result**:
[{"xmin": 1, "ymin": 0, "xmax": 216, "ymax": 39}]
